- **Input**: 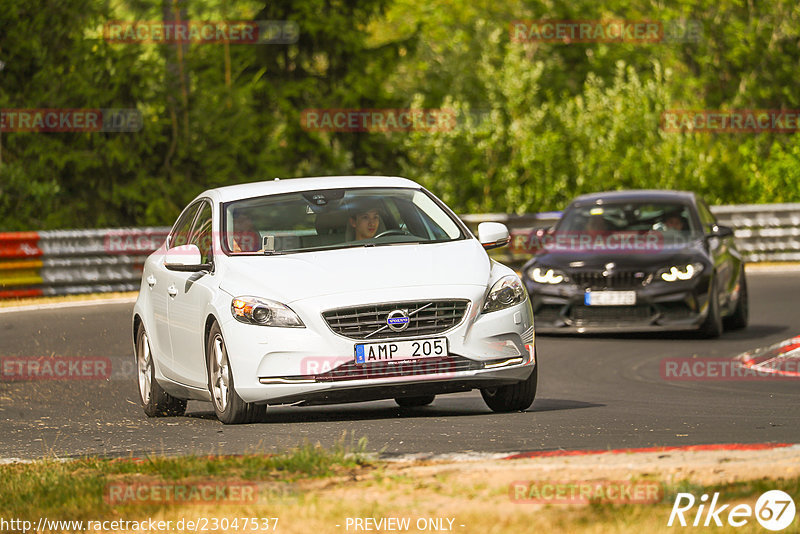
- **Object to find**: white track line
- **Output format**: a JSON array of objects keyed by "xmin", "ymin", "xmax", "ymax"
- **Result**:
[{"xmin": 0, "ymin": 296, "xmax": 137, "ymax": 314}]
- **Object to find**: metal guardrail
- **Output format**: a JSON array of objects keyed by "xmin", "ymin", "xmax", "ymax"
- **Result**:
[
  {"xmin": 712, "ymin": 204, "xmax": 800, "ymax": 262},
  {"xmin": 0, "ymin": 228, "xmax": 169, "ymax": 298},
  {"xmin": 0, "ymin": 203, "xmax": 798, "ymax": 299}
]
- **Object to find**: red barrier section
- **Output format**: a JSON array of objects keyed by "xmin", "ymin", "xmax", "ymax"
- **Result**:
[
  {"xmin": 0, "ymin": 288, "xmax": 43, "ymax": 299},
  {"xmin": 0, "ymin": 232, "xmax": 42, "ymax": 258}
]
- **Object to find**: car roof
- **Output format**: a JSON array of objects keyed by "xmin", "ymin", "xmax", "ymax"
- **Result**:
[
  {"xmin": 569, "ymin": 189, "xmax": 697, "ymax": 208},
  {"xmin": 201, "ymin": 175, "xmax": 422, "ymax": 204}
]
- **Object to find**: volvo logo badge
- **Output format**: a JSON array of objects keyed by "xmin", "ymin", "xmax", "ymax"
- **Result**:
[{"xmin": 386, "ymin": 310, "xmax": 410, "ymax": 332}]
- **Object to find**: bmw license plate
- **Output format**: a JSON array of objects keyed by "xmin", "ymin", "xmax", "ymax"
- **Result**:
[
  {"xmin": 584, "ymin": 291, "xmax": 636, "ymax": 306},
  {"xmin": 355, "ymin": 338, "xmax": 447, "ymax": 364}
]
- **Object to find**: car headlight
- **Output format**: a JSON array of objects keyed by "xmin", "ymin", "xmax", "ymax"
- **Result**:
[
  {"xmin": 483, "ymin": 275, "xmax": 527, "ymax": 313},
  {"xmin": 657, "ymin": 262, "xmax": 704, "ymax": 282},
  {"xmin": 527, "ymin": 266, "xmax": 568, "ymax": 284},
  {"xmin": 231, "ymin": 296, "xmax": 305, "ymax": 327}
]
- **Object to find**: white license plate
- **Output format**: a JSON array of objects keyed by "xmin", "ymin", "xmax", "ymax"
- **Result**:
[
  {"xmin": 584, "ymin": 291, "xmax": 637, "ymax": 306},
  {"xmin": 355, "ymin": 338, "xmax": 447, "ymax": 364}
]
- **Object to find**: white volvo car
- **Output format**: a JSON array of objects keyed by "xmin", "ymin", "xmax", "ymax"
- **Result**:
[{"xmin": 133, "ymin": 176, "xmax": 536, "ymax": 423}]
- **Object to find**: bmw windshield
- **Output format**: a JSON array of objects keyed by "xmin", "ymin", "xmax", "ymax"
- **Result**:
[
  {"xmin": 553, "ymin": 201, "xmax": 701, "ymax": 249},
  {"xmin": 222, "ymin": 187, "xmax": 466, "ymax": 255}
]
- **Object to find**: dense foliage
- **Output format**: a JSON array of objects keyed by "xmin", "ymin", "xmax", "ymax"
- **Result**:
[{"xmin": 1, "ymin": 0, "xmax": 799, "ymax": 230}]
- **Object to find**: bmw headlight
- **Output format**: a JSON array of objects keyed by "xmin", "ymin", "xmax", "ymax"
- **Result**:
[
  {"xmin": 483, "ymin": 275, "xmax": 527, "ymax": 313},
  {"xmin": 231, "ymin": 296, "xmax": 305, "ymax": 327},
  {"xmin": 657, "ymin": 262, "xmax": 704, "ymax": 282},
  {"xmin": 527, "ymin": 266, "xmax": 568, "ymax": 284}
]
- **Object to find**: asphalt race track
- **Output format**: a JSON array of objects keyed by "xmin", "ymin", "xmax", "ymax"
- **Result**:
[{"xmin": 1, "ymin": 269, "xmax": 798, "ymax": 460}]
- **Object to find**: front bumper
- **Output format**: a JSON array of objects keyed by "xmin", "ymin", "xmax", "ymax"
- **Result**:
[
  {"xmin": 219, "ymin": 285, "xmax": 535, "ymax": 404},
  {"xmin": 526, "ymin": 276, "xmax": 711, "ymax": 334}
]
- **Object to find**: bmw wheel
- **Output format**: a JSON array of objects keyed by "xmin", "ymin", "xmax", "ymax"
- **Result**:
[
  {"xmin": 699, "ymin": 278, "xmax": 723, "ymax": 338},
  {"xmin": 136, "ymin": 325, "xmax": 187, "ymax": 417},
  {"xmin": 723, "ymin": 265, "xmax": 748, "ymax": 330},
  {"xmin": 206, "ymin": 322, "xmax": 265, "ymax": 424}
]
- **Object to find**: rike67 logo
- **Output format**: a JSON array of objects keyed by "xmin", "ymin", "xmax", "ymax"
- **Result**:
[{"xmin": 668, "ymin": 490, "xmax": 796, "ymax": 531}]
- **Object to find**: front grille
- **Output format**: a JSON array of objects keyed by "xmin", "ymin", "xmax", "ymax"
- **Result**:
[
  {"xmin": 534, "ymin": 304, "xmax": 564, "ymax": 324},
  {"xmin": 312, "ymin": 356, "xmax": 481, "ymax": 382},
  {"xmin": 570, "ymin": 271, "xmax": 650, "ymax": 290},
  {"xmin": 571, "ymin": 305, "xmax": 653, "ymax": 324},
  {"xmin": 656, "ymin": 301, "xmax": 695, "ymax": 320},
  {"xmin": 322, "ymin": 300, "xmax": 470, "ymax": 340}
]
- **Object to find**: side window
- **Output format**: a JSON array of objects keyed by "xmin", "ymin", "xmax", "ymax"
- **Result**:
[
  {"xmin": 169, "ymin": 203, "xmax": 201, "ymax": 249},
  {"xmin": 189, "ymin": 201, "xmax": 214, "ymax": 264},
  {"xmin": 696, "ymin": 200, "xmax": 717, "ymax": 231}
]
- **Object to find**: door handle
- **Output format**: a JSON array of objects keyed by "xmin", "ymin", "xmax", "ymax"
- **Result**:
[
  {"xmin": 146, "ymin": 274, "xmax": 157, "ymax": 288},
  {"xmin": 167, "ymin": 285, "xmax": 178, "ymax": 297}
]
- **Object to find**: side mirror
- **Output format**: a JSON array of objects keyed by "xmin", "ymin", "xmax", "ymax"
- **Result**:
[
  {"xmin": 478, "ymin": 222, "xmax": 510, "ymax": 250},
  {"xmin": 707, "ymin": 225, "xmax": 734, "ymax": 239},
  {"xmin": 165, "ymin": 244, "xmax": 210, "ymax": 272}
]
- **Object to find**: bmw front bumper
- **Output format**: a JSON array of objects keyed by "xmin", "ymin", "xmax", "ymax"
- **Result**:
[{"xmin": 525, "ymin": 276, "xmax": 712, "ymax": 334}]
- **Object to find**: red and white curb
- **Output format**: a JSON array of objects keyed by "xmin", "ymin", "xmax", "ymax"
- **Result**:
[
  {"xmin": 383, "ymin": 442, "xmax": 796, "ymax": 463},
  {"xmin": 736, "ymin": 335, "xmax": 800, "ymax": 378}
]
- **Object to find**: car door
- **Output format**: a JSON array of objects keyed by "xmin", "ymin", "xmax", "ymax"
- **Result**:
[
  {"xmin": 149, "ymin": 201, "xmax": 202, "ymax": 379},
  {"xmin": 167, "ymin": 199, "xmax": 218, "ymax": 388}
]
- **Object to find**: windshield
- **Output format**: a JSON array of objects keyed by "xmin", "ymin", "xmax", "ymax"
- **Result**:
[
  {"xmin": 558, "ymin": 202, "xmax": 697, "ymax": 235},
  {"xmin": 545, "ymin": 201, "xmax": 700, "ymax": 252},
  {"xmin": 222, "ymin": 187, "xmax": 465, "ymax": 254}
]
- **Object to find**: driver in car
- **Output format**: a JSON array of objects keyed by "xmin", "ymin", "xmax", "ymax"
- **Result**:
[
  {"xmin": 664, "ymin": 212, "xmax": 687, "ymax": 231},
  {"xmin": 349, "ymin": 206, "xmax": 381, "ymax": 240}
]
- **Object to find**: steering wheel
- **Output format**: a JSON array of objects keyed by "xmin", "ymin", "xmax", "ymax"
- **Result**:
[{"xmin": 374, "ymin": 229, "xmax": 409, "ymax": 239}]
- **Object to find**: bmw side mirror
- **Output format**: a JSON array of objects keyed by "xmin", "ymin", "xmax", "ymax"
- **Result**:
[
  {"xmin": 478, "ymin": 222, "xmax": 510, "ymax": 250},
  {"xmin": 707, "ymin": 225, "xmax": 734, "ymax": 239},
  {"xmin": 165, "ymin": 244, "xmax": 211, "ymax": 272}
]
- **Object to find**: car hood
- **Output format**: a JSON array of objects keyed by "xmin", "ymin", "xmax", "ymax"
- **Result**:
[
  {"xmin": 526, "ymin": 241, "xmax": 708, "ymax": 272},
  {"xmin": 219, "ymin": 239, "xmax": 491, "ymax": 303}
]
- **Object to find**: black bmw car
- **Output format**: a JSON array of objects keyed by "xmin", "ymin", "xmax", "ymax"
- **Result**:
[{"xmin": 521, "ymin": 190, "xmax": 748, "ymax": 337}]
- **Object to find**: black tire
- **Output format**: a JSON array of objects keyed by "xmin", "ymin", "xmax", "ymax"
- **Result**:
[
  {"xmin": 206, "ymin": 322, "xmax": 265, "ymax": 424},
  {"xmin": 723, "ymin": 265, "xmax": 748, "ymax": 330},
  {"xmin": 481, "ymin": 361, "xmax": 538, "ymax": 413},
  {"xmin": 395, "ymin": 395, "xmax": 435, "ymax": 407},
  {"xmin": 698, "ymin": 277, "xmax": 723, "ymax": 338},
  {"xmin": 135, "ymin": 325, "xmax": 187, "ymax": 417}
]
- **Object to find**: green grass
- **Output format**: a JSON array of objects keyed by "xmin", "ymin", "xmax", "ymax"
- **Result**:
[
  {"xmin": 0, "ymin": 435, "xmax": 372, "ymax": 519},
  {"xmin": 2, "ymin": 437, "xmax": 798, "ymax": 534}
]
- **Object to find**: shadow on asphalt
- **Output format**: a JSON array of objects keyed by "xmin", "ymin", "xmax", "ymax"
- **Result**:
[
  {"xmin": 181, "ymin": 397, "xmax": 600, "ymax": 424},
  {"xmin": 538, "ymin": 323, "xmax": 789, "ymax": 342},
  {"xmin": 529, "ymin": 398, "xmax": 603, "ymax": 412}
]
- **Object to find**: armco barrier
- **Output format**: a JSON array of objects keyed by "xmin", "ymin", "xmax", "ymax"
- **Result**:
[
  {"xmin": 0, "ymin": 203, "xmax": 798, "ymax": 299},
  {"xmin": 0, "ymin": 228, "xmax": 169, "ymax": 299}
]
